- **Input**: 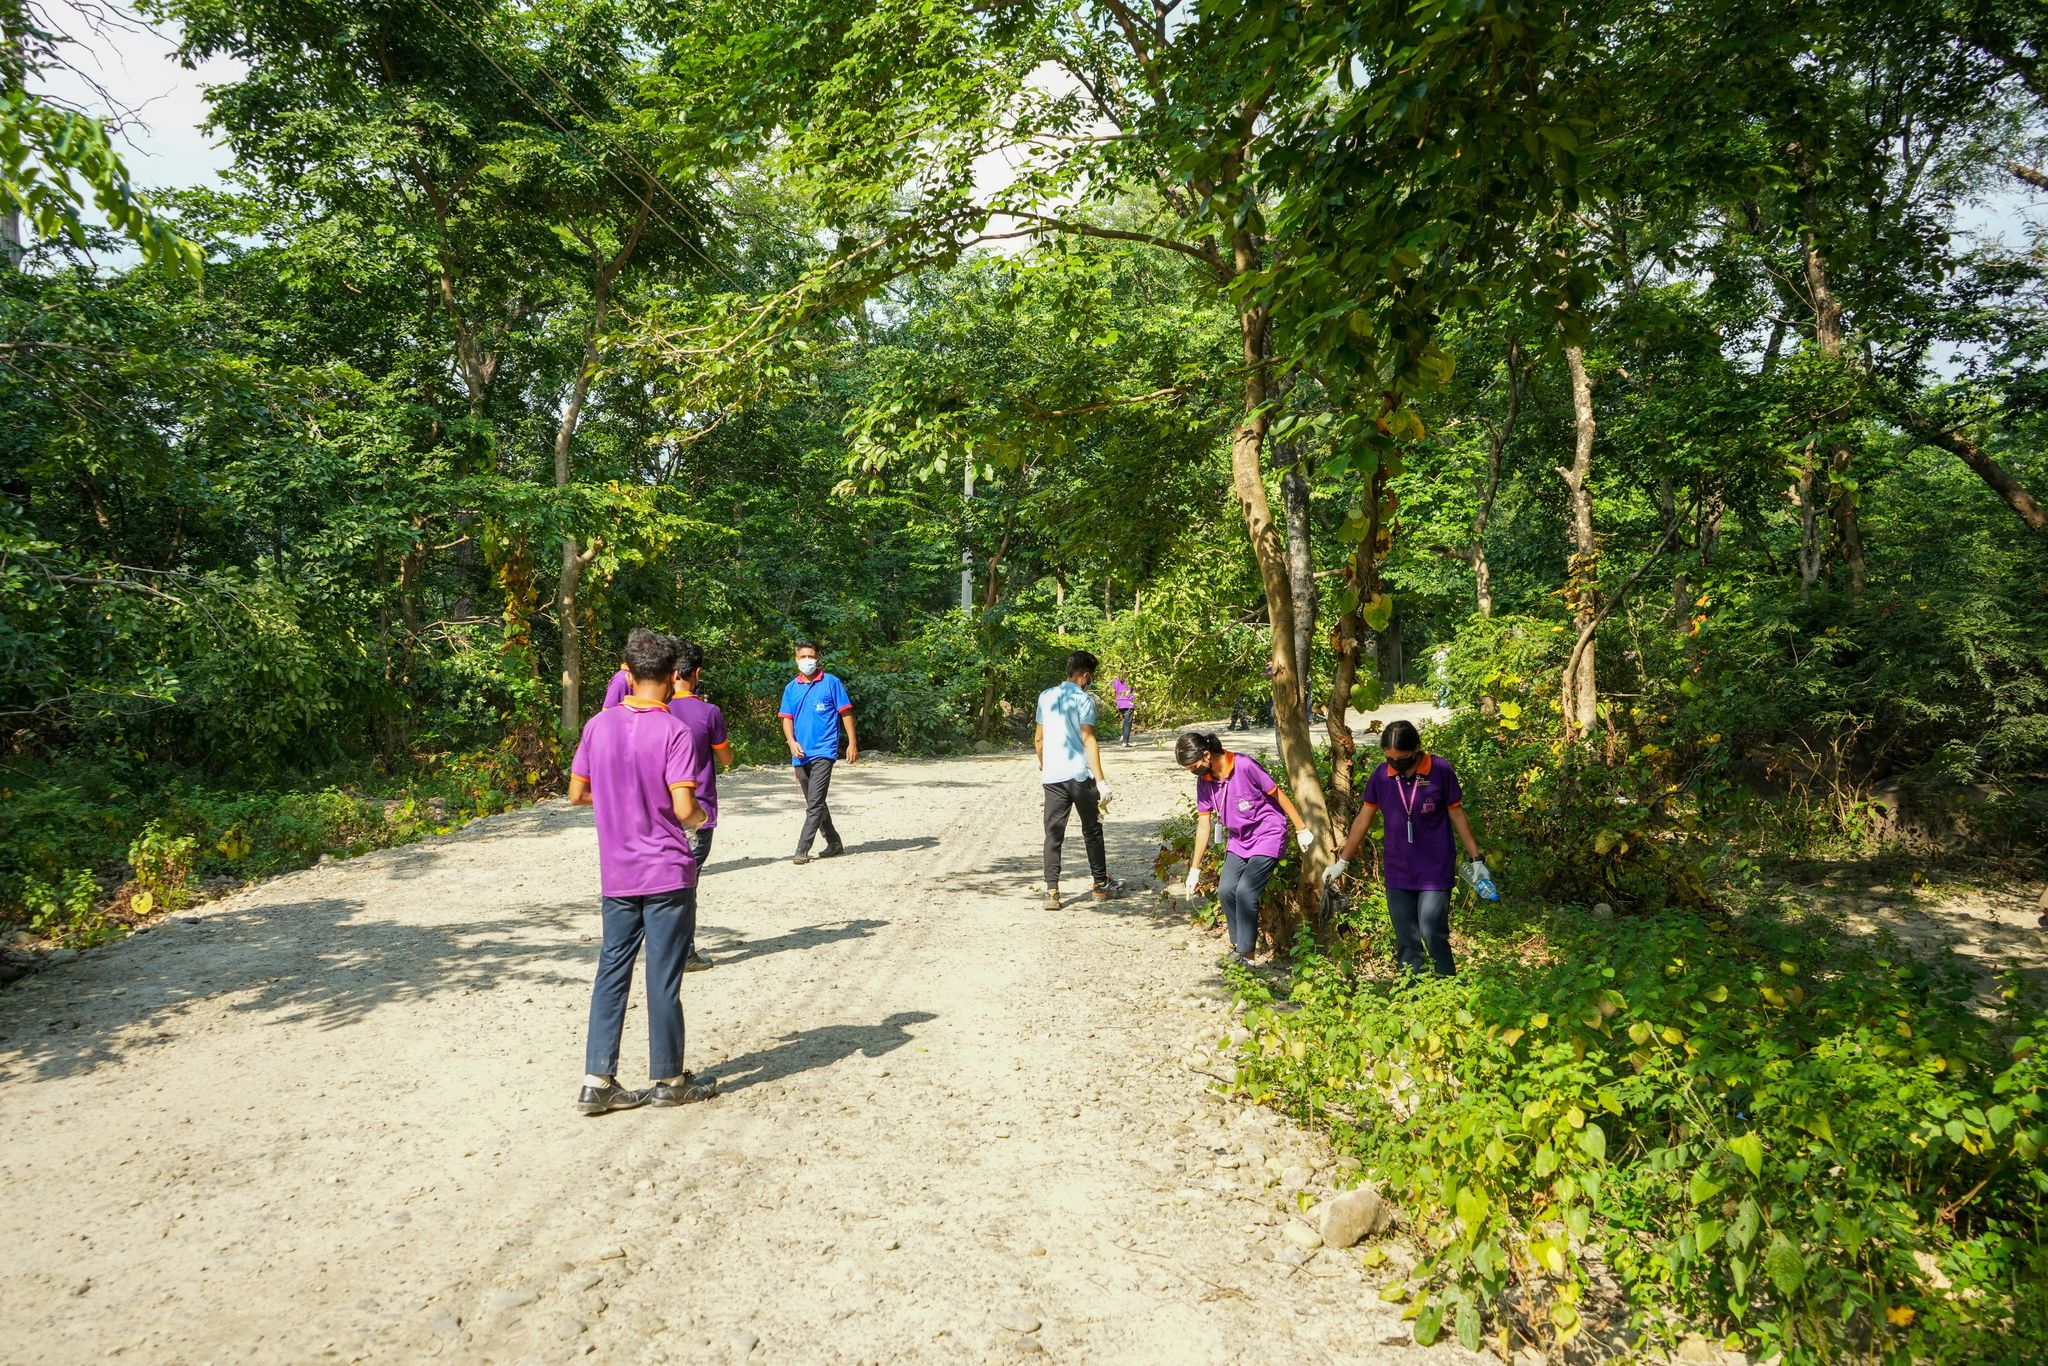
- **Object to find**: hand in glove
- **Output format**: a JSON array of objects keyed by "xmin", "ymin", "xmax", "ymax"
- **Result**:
[
  {"xmin": 1461, "ymin": 859, "xmax": 1499, "ymax": 901},
  {"xmin": 1295, "ymin": 828, "xmax": 1316, "ymax": 851},
  {"xmin": 1094, "ymin": 778, "xmax": 1113, "ymax": 808},
  {"xmin": 1320, "ymin": 858, "xmax": 1350, "ymax": 885},
  {"xmin": 1183, "ymin": 868, "xmax": 1200, "ymax": 899}
]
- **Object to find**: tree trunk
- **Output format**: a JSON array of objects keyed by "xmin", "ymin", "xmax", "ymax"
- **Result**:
[
  {"xmin": 1560, "ymin": 344, "xmax": 1599, "ymax": 742},
  {"xmin": 1470, "ymin": 338, "xmax": 1524, "ymax": 620},
  {"xmin": 1869, "ymin": 390, "xmax": 2048, "ymax": 535},
  {"xmin": 1800, "ymin": 226, "xmax": 1866, "ymax": 592},
  {"xmin": 1281, "ymin": 460, "xmax": 1316, "ymax": 709},
  {"xmin": 1792, "ymin": 441, "xmax": 1826, "ymax": 604},
  {"xmin": 1227, "ymin": 295, "xmax": 1332, "ymax": 946}
]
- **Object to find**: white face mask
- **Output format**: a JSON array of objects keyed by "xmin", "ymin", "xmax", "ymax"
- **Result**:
[{"xmin": 796, "ymin": 657, "xmax": 820, "ymax": 676}]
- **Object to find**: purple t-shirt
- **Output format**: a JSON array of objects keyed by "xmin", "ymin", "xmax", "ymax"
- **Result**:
[
  {"xmin": 570, "ymin": 700, "xmax": 701, "ymax": 897},
  {"xmin": 666, "ymin": 693, "xmax": 729, "ymax": 829},
  {"xmin": 1362, "ymin": 754, "xmax": 1464, "ymax": 891},
  {"xmin": 602, "ymin": 668, "xmax": 631, "ymax": 709},
  {"xmin": 1113, "ymin": 678, "xmax": 1135, "ymax": 711},
  {"xmin": 1196, "ymin": 753, "xmax": 1288, "ymax": 860}
]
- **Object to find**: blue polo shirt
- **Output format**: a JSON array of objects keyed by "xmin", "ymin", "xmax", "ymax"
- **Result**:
[{"xmin": 779, "ymin": 672, "xmax": 852, "ymax": 763}]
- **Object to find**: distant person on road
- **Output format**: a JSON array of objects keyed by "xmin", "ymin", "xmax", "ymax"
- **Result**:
[
  {"xmin": 1176, "ymin": 731, "xmax": 1316, "ymax": 968},
  {"xmin": 601, "ymin": 627, "xmax": 658, "ymax": 709},
  {"xmin": 1112, "ymin": 674, "xmax": 1137, "ymax": 747},
  {"xmin": 1035, "ymin": 649, "xmax": 1124, "ymax": 910},
  {"xmin": 668, "ymin": 638, "xmax": 736, "ymax": 971},
  {"xmin": 1322, "ymin": 718, "xmax": 1491, "ymax": 976},
  {"xmin": 567, "ymin": 630, "xmax": 716, "ymax": 1115},
  {"xmin": 779, "ymin": 640, "xmax": 857, "ymax": 864}
]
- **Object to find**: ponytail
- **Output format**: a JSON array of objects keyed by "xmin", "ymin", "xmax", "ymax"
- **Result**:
[{"xmin": 1174, "ymin": 731, "xmax": 1225, "ymax": 766}]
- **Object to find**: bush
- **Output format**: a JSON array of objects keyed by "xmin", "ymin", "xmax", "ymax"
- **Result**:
[
  {"xmin": 127, "ymin": 820, "xmax": 198, "ymax": 912},
  {"xmin": 1229, "ymin": 904, "xmax": 2048, "ymax": 1362}
]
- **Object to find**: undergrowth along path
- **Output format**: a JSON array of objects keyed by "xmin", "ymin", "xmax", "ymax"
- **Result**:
[{"xmin": 0, "ymin": 738, "xmax": 1432, "ymax": 1364}]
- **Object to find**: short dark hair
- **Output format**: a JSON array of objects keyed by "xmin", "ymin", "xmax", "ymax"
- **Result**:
[
  {"xmin": 1381, "ymin": 719, "xmax": 1421, "ymax": 752},
  {"xmin": 674, "ymin": 638, "xmax": 705, "ymax": 678},
  {"xmin": 794, "ymin": 639, "xmax": 819, "ymax": 655},
  {"xmin": 620, "ymin": 626, "xmax": 657, "ymax": 662},
  {"xmin": 1066, "ymin": 649, "xmax": 1099, "ymax": 679},
  {"xmin": 1174, "ymin": 730, "xmax": 1224, "ymax": 766},
  {"xmin": 625, "ymin": 630, "xmax": 680, "ymax": 682}
]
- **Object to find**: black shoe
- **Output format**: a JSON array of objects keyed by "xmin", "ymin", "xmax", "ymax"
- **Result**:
[
  {"xmin": 684, "ymin": 949, "xmax": 712, "ymax": 973},
  {"xmin": 644, "ymin": 1074, "xmax": 718, "ymax": 1107},
  {"xmin": 792, "ymin": 853, "xmax": 813, "ymax": 865},
  {"xmin": 576, "ymin": 1079, "xmax": 646, "ymax": 1116},
  {"xmin": 1091, "ymin": 878, "xmax": 1127, "ymax": 901},
  {"xmin": 817, "ymin": 841, "xmax": 845, "ymax": 859}
]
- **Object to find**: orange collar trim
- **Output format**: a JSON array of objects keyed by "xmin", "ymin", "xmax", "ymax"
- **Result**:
[
  {"xmin": 621, "ymin": 695, "xmax": 668, "ymax": 710},
  {"xmin": 1217, "ymin": 751, "xmax": 1237, "ymax": 780},
  {"xmin": 1384, "ymin": 752, "xmax": 1433, "ymax": 778}
]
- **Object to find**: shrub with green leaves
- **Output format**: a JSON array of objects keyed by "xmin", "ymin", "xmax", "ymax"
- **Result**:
[{"xmin": 1229, "ymin": 907, "xmax": 2048, "ymax": 1362}]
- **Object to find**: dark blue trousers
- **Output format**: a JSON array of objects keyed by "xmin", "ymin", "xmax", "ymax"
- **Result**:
[{"xmin": 584, "ymin": 887, "xmax": 697, "ymax": 1079}]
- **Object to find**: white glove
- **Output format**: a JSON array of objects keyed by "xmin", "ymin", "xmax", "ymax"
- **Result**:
[
  {"xmin": 1321, "ymin": 858, "xmax": 1350, "ymax": 885},
  {"xmin": 1183, "ymin": 868, "xmax": 1200, "ymax": 899},
  {"xmin": 1094, "ymin": 778, "xmax": 1113, "ymax": 807},
  {"xmin": 1295, "ymin": 828, "xmax": 1316, "ymax": 851}
]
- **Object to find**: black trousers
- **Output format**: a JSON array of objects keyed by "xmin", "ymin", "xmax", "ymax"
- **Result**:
[
  {"xmin": 1042, "ymin": 778, "xmax": 1107, "ymax": 887},
  {"xmin": 796, "ymin": 758, "xmax": 841, "ymax": 855}
]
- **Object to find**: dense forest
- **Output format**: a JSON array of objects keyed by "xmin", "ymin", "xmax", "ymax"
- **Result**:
[{"xmin": 3, "ymin": 0, "xmax": 2046, "ymax": 1357}]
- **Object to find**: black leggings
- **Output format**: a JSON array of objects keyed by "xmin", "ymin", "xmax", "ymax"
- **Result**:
[{"xmin": 1218, "ymin": 851, "xmax": 1278, "ymax": 956}]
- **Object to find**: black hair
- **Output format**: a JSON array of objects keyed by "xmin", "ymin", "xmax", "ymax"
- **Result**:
[
  {"xmin": 674, "ymin": 638, "xmax": 705, "ymax": 678},
  {"xmin": 1066, "ymin": 649, "xmax": 1099, "ymax": 679},
  {"xmin": 794, "ymin": 639, "xmax": 819, "ymax": 655},
  {"xmin": 1174, "ymin": 730, "xmax": 1224, "ymax": 766},
  {"xmin": 620, "ymin": 626, "xmax": 657, "ymax": 662},
  {"xmin": 1381, "ymin": 719, "xmax": 1421, "ymax": 752},
  {"xmin": 625, "ymin": 630, "xmax": 681, "ymax": 683}
]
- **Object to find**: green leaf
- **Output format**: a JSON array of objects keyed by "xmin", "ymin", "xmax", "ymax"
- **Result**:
[
  {"xmin": 1578, "ymin": 1122, "xmax": 1606, "ymax": 1162},
  {"xmin": 1765, "ymin": 1233, "xmax": 1806, "ymax": 1295},
  {"xmin": 1455, "ymin": 1300, "xmax": 1482, "ymax": 1353},
  {"xmin": 1688, "ymin": 1168, "xmax": 1725, "ymax": 1205},
  {"xmin": 1413, "ymin": 1302, "xmax": 1443, "ymax": 1346},
  {"xmin": 1727, "ymin": 1132, "xmax": 1763, "ymax": 1177},
  {"xmin": 1455, "ymin": 1186, "xmax": 1489, "ymax": 1230}
]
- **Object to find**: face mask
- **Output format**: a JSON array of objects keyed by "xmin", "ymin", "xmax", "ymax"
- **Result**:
[
  {"xmin": 796, "ymin": 657, "xmax": 820, "ymax": 676},
  {"xmin": 1389, "ymin": 753, "xmax": 1421, "ymax": 774}
]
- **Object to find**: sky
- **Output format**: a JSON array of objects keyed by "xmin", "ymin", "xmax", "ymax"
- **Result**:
[{"xmin": 31, "ymin": 2, "xmax": 2047, "ymax": 259}]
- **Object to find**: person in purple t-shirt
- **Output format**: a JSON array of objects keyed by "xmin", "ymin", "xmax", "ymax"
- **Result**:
[
  {"xmin": 1323, "ymin": 719, "xmax": 1491, "ymax": 976},
  {"xmin": 600, "ymin": 627, "xmax": 657, "ymax": 711},
  {"xmin": 1111, "ymin": 675, "xmax": 1136, "ymax": 747},
  {"xmin": 1175, "ymin": 731, "xmax": 1317, "ymax": 968},
  {"xmin": 566, "ymin": 630, "xmax": 717, "ymax": 1115},
  {"xmin": 667, "ymin": 638, "xmax": 735, "ymax": 972}
]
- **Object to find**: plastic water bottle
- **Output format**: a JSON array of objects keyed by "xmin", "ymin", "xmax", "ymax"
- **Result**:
[{"xmin": 1474, "ymin": 871, "xmax": 1499, "ymax": 902}]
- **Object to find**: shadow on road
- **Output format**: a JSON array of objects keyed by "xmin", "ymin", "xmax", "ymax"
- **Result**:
[
  {"xmin": 706, "ymin": 1010, "xmax": 937, "ymax": 1093},
  {"xmin": 0, "ymin": 897, "xmax": 585, "ymax": 1084},
  {"xmin": 702, "ymin": 917, "xmax": 890, "ymax": 965}
]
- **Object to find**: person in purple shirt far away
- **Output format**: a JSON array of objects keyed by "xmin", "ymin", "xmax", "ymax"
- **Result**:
[
  {"xmin": 1111, "ymin": 674, "xmax": 1137, "ymax": 748},
  {"xmin": 1323, "ymin": 718, "xmax": 1493, "ymax": 976},
  {"xmin": 667, "ymin": 638, "xmax": 736, "ymax": 972},
  {"xmin": 567, "ymin": 630, "xmax": 718, "ymax": 1116},
  {"xmin": 1175, "ymin": 731, "xmax": 1316, "ymax": 970}
]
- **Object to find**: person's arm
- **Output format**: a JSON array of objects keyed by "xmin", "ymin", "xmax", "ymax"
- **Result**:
[
  {"xmin": 1081, "ymin": 723, "xmax": 1106, "ymax": 785},
  {"xmin": 1033, "ymin": 722, "xmax": 1045, "ymax": 767},
  {"xmin": 1270, "ymin": 787, "xmax": 1313, "ymax": 844},
  {"xmin": 1449, "ymin": 804, "xmax": 1481, "ymax": 861},
  {"xmin": 1184, "ymin": 811, "xmax": 1213, "ymax": 895},
  {"xmin": 568, "ymin": 775, "xmax": 593, "ymax": 807},
  {"xmin": 1336, "ymin": 802, "xmax": 1381, "ymax": 861},
  {"xmin": 713, "ymin": 741, "xmax": 735, "ymax": 771},
  {"xmin": 840, "ymin": 708, "xmax": 859, "ymax": 764},
  {"xmin": 670, "ymin": 782, "xmax": 706, "ymax": 829},
  {"xmin": 781, "ymin": 713, "xmax": 803, "ymax": 760}
]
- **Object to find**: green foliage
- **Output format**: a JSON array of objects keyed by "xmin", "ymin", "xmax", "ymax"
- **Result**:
[
  {"xmin": 126, "ymin": 821, "xmax": 197, "ymax": 912},
  {"xmin": 1230, "ymin": 906, "xmax": 2048, "ymax": 1361}
]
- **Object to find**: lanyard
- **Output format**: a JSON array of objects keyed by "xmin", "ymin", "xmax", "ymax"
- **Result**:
[{"xmin": 1392, "ymin": 766, "xmax": 1424, "ymax": 843}]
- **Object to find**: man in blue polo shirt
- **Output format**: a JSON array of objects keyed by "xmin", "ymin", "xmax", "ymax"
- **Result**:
[{"xmin": 778, "ymin": 640, "xmax": 858, "ymax": 864}]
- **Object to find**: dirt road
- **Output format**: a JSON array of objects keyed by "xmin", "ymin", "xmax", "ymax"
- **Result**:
[{"xmin": 0, "ymin": 735, "xmax": 1433, "ymax": 1364}]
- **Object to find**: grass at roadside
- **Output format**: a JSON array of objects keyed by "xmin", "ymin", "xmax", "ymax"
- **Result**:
[
  {"xmin": 2, "ymin": 743, "xmax": 542, "ymax": 947},
  {"xmin": 1219, "ymin": 887, "xmax": 2048, "ymax": 1362}
]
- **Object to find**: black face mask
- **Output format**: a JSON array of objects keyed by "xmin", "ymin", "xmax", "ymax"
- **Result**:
[{"xmin": 1388, "ymin": 753, "xmax": 1421, "ymax": 774}]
